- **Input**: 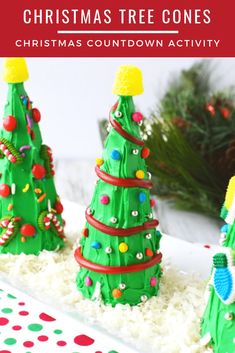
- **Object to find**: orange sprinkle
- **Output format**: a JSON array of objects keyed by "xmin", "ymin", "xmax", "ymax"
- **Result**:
[
  {"xmin": 37, "ymin": 193, "xmax": 46, "ymax": 203},
  {"xmin": 34, "ymin": 188, "xmax": 42, "ymax": 194},
  {"xmin": 7, "ymin": 203, "xmax": 13, "ymax": 211},
  {"xmin": 112, "ymin": 288, "xmax": 122, "ymax": 299}
]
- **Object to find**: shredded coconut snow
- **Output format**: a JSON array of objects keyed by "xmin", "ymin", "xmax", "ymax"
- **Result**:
[{"xmin": 0, "ymin": 233, "xmax": 211, "ymax": 353}]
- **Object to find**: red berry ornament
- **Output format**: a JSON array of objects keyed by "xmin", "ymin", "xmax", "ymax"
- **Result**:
[
  {"xmin": 32, "ymin": 164, "xmax": 46, "ymax": 179},
  {"xmin": 141, "ymin": 147, "xmax": 150, "ymax": 159},
  {"xmin": 20, "ymin": 224, "xmax": 36, "ymax": 237},
  {"xmin": 220, "ymin": 107, "xmax": 231, "ymax": 119},
  {"xmin": 3, "ymin": 115, "xmax": 17, "ymax": 131},
  {"xmin": 0, "ymin": 184, "xmax": 11, "ymax": 198},
  {"xmin": 32, "ymin": 108, "xmax": 41, "ymax": 123},
  {"xmin": 55, "ymin": 201, "xmax": 64, "ymax": 214}
]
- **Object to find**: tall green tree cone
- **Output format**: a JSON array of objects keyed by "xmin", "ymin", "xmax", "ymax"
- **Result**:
[
  {"xmin": 0, "ymin": 58, "xmax": 65, "ymax": 254},
  {"xmin": 201, "ymin": 176, "xmax": 235, "ymax": 352},
  {"xmin": 75, "ymin": 66, "xmax": 163, "ymax": 306}
]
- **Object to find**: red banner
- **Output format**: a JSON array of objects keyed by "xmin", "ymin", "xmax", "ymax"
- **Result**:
[{"xmin": 0, "ymin": 0, "xmax": 234, "ymax": 56}]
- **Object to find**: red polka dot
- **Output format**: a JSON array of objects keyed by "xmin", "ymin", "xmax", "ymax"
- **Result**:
[
  {"xmin": 57, "ymin": 341, "xmax": 67, "ymax": 346},
  {"xmin": 74, "ymin": 334, "xmax": 95, "ymax": 346},
  {"xmin": 39, "ymin": 313, "xmax": 56, "ymax": 322},
  {"xmin": 23, "ymin": 341, "xmax": 34, "ymax": 348},
  {"xmin": 95, "ymin": 351, "xmax": 103, "ymax": 353},
  {"xmin": 12, "ymin": 325, "xmax": 22, "ymax": 330},
  {"xmin": 0, "ymin": 350, "xmax": 12, "ymax": 353},
  {"xmin": 38, "ymin": 335, "xmax": 48, "ymax": 342},
  {"xmin": 18, "ymin": 302, "xmax": 25, "ymax": 306},
  {"xmin": 204, "ymin": 244, "xmax": 211, "ymax": 249},
  {"xmin": 19, "ymin": 311, "xmax": 29, "ymax": 316},
  {"xmin": 0, "ymin": 317, "xmax": 9, "ymax": 326}
]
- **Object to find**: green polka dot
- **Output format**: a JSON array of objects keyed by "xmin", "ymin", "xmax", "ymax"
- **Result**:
[
  {"xmin": 28, "ymin": 323, "xmax": 43, "ymax": 332},
  {"xmin": 54, "ymin": 329, "xmax": 63, "ymax": 334},
  {"xmin": 2, "ymin": 308, "xmax": 13, "ymax": 313},
  {"xmin": 7, "ymin": 293, "xmax": 16, "ymax": 299},
  {"xmin": 4, "ymin": 337, "xmax": 17, "ymax": 345}
]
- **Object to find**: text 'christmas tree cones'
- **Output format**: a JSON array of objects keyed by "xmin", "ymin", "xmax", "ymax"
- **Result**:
[
  {"xmin": 0, "ymin": 58, "xmax": 65, "ymax": 254},
  {"xmin": 201, "ymin": 176, "xmax": 235, "ymax": 352},
  {"xmin": 75, "ymin": 65, "xmax": 163, "ymax": 306}
]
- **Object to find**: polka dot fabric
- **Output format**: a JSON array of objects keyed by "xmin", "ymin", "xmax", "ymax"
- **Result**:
[{"xmin": 0, "ymin": 283, "xmax": 132, "ymax": 353}]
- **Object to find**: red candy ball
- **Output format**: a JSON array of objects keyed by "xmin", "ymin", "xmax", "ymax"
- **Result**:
[
  {"xmin": 141, "ymin": 147, "xmax": 150, "ymax": 159},
  {"xmin": 55, "ymin": 201, "xmax": 64, "ymax": 214},
  {"xmin": 32, "ymin": 164, "xmax": 46, "ymax": 179},
  {"xmin": 100, "ymin": 195, "xmax": 110, "ymax": 205},
  {"xmin": 150, "ymin": 198, "xmax": 156, "ymax": 208},
  {"xmin": 0, "ymin": 184, "xmax": 11, "ymax": 198},
  {"xmin": 32, "ymin": 108, "xmax": 41, "ymax": 123},
  {"xmin": 20, "ymin": 224, "xmax": 36, "ymax": 237},
  {"xmin": 3, "ymin": 115, "xmax": 17, "ymax": 131},
  {"xmin": 132, "ymin": 112, "xmax": 143, "ymax": 123}
]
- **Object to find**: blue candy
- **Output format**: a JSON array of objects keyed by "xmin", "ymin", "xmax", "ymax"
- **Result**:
[
  {"xmin": 139, "ymin": 192, "xmax": 147, "ymax": 203},
  {"xmin": 110, "ymin": 149, "xmax": 121, "ymax": 161},
  {"xmin": 91, "ymin": 241, "xmax": 101, "ymax": 249}
]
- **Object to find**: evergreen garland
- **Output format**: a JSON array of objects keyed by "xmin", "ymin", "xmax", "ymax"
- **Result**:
[{"xmin": 143, "ymin": 61, "xmax": 235, "ymax": 217}]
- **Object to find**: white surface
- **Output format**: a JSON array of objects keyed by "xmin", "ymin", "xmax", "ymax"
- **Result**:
[
  {"xmin": 0, "ymin": 58, "xmax": 235, "ymax": 158},
  {"xmin": 0, "ymin": 199, "xmax": 216, "ymax": 353}
]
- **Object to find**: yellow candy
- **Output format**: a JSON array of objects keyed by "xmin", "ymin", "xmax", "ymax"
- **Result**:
[
  {"xmin": 112, "ymin": 65, "xmax": 144, "ymax": 96},
  {"xmin": 22, "ymin": 183, "xmax": 30, "ymax": 193},
  {"xmin": 3, "ymin": 58, "xmax": 29, "ymax": 83},
  {"xmin": 119, "ymin": 242, "xmax": 128, "ymax": 253},
  {"xmin": 7, "ymin": 203, "xmax": 13, "ymax": 211},
  {"xmin": 136, "ymin": 170, "xmax": 145, "ymax": 179},
  {"xmin": 96, "ymin": 158, "xmax": 104, "ymax": 166},
  {"xmin": 225, "ymin": 176, "xmax": 235, "ymax": 210}
]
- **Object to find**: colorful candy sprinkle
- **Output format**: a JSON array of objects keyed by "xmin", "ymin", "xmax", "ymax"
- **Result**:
[
  {"xmin": 119, "ymin": 242, "xmax": 128, "ymax": 253},
  {"xmin": 37, "ymin": 193, "xmax": 46, "ymax": 203},
  {"xmin": 132, "ymin": 112, "xmax": 143, "ymax": 122},
  {"xmin": 91, "ymin": 241, "xmax": 101, "ymax": 249},
  {"xmin": 139, "ymin": 192, "xmax": 146, "ymax": 203},
  {"xmin": 136, "ymin": 170, "xmax": 145, "ymax": 179},
  {"xmin": 110, "ymin": 149, "xmax": 121, "ymax": 161},
  {"xmin": 22, "ymin": 183, "xmax": 30, "ymax": 193},
  {"xmin": 100, "ymin": 195, "xmax": 110, "ymax": 205}
]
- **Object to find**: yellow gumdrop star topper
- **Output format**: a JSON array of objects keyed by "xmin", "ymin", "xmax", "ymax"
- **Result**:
[
  {"xmin": 3, "ymin": 58, "xmax": 29, "ymax": 83},
  {"xmin": 112, "ymin": 65, "xmax": 144, "ymax": 96},
  {"xmin": 225, "ymin": 176, "xmax": 235, "ymax": 211}
]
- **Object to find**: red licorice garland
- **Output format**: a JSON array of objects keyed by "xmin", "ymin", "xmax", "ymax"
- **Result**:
[
  {"xmin": 109, "ymin": 116, "xmax": 144, "ymax": 146},
  {"xmin": 86, "ymin": 211, "xmax": 159, "ymax": 236},
  {"xmin": 95, "ymin": 165, "xmax": 153, "ymax": 189},
  {"xmin": 75, "ymin": 247, "xmax": 162, "ymax": 274}
]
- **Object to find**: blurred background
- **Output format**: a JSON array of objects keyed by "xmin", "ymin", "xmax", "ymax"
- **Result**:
[{"xmin": 0, "ymin": 57, "xmax": 235, "ymax": 244}]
